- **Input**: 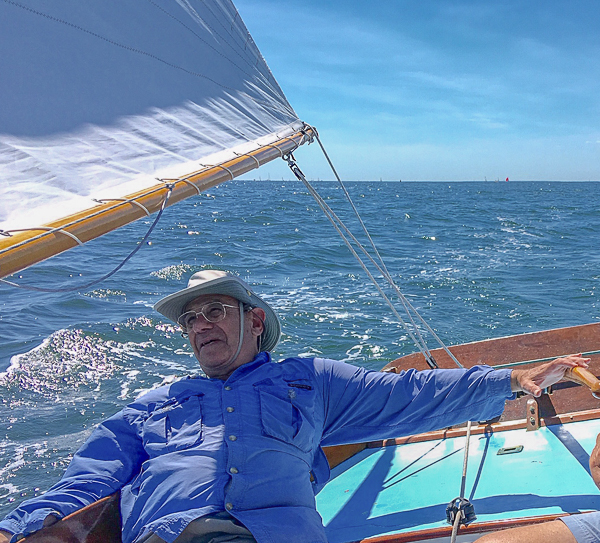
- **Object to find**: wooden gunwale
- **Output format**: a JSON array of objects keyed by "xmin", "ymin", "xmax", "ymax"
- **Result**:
[
  {"xmin": 356, "ymin": 513, "xmax": 571, "ymax": 542},
  {"xmin": 366, "ymin": 407, "xmax": 600, "ymax": 449}
]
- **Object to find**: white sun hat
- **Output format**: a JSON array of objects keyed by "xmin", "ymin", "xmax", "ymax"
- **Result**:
[{"xmin": 154, "ymin": 269, "xmax": 281, "ymax": 352}]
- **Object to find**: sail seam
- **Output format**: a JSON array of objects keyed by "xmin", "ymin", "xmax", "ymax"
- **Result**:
[
  {"xmin": 1, "ymin": 0, "xmax": 292, "ymax": 117},
  {"xmin": 144, "ymin": 0, "xmax": 283, "ymax": 100}
]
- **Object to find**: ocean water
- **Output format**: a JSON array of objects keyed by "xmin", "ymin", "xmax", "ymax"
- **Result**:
[{"xmin": 0, "ymin": 180, "xmax": 598, "ymax": 514}]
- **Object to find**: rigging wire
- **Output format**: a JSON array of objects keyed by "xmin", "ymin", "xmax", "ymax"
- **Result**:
[
  {"xmin": 284, "ymin": 136, "xmax": 466, "ymax": 369},
  {"xmin": 313, "ymin": 126, "xmax": 465, "ymax": 367},
  {"xmin": 284, "ymin": 153, "xmax": 435, "ymax": 365},
  {"xmin": 285, "ymin": 131, "xmax": 480, "ymax": 540},
  {"xmin": 0, "ymin": 185, "xmax": 175, "ymax": 293},
  {"xmin": 310, "ymin": 127, "xmax": 440, "ymax": 366}
]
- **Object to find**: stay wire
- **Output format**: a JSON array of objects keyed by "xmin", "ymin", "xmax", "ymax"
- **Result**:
[
  {"xmin": 0, "ymin": 185, "xmax": 175, "ymax": 293},
  {"xmin": 450, "ymin": 420, "xmax": 474, "ymax": 543},
  {"xmin": 285, "ymin": 155, "xmax": 443, "ymax": 366},
  {"xmin": 292, "ymin": 169, "xmax": 430, "ymax": 360},
  {"xmin": 302, "ymin": 127, "xmax": 465, "ymax": 369},
  {"xmin": 284, "ymin": 153, "xmax": 435, "ymax": 363},
  {"xmin": 292, "ymin": 130, "xmax": 432, "ymax": 360},
  {"xmin": 309, "ymin": 127, "xmax": 446, "ymax": 366},
  {"xmin": 291, "ymin": 133, "xmax": 474, "ymax": 540}
]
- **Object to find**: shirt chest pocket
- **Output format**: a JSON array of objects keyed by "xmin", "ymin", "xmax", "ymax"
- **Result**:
[
  {"xmin": 255, "ymin": 383, "xmax": 315, "ymax": 453},
  {"xmin": 143, "ymin": 394, "xmax": 204, "ymax": 454}
]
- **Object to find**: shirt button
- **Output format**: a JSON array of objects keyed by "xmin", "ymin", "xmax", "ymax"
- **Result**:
[
  {"xmin": 224, "ymin": 386, "xmax": 232, "ymax": 391},
  {"xmin": 225, "ymin": 502, "xmax": 233, "ymax": 511},
  {"xmin": 226, "ymin": 407, "xmax": 234, "ymax": 413},
  {"xmin": 228, "ymin": 435, "xmax": 237, "ymax": 441},
  {"xmin": 229, "ymin": 467, "xmax": 239, "ymax": 474}
]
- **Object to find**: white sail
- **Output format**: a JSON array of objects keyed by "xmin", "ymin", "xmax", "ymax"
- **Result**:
[{"xmin": 0, "ymin": 0, "xmax": 305, "ymax": 234}]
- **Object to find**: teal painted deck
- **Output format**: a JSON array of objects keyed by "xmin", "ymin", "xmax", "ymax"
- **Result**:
[{"xmin": 317, "ymin": 420, "xmax": 600, "ymax": 542}]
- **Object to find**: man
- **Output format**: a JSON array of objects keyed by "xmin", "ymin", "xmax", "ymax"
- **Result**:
[
  {"xmin": 0, "ymin": 270, "xmax": 589, "ymax": 543},
  {"xmin": 475, "ymin": 433, "xmax": 600, "ymax": 543}
]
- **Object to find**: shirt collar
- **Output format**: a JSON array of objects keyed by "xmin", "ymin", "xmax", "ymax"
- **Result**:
[{"xmin": 225, "ymin": 351, "xmax": 272, "ymax": 383}]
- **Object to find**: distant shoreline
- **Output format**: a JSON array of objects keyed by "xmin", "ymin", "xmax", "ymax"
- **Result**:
[{"xmin": 238, "ymin": 179, "xmax": 600, "ymax": 183}]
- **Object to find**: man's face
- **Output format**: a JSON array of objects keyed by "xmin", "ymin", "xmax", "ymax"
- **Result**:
[{"xmin": 184, "ymin": 293, "xmax": 264, "ymax": 379}]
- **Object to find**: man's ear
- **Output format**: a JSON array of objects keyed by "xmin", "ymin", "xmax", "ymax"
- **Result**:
[{"xmin": 249, "ymin": 308, "xmax": 266, "ymax": 337}]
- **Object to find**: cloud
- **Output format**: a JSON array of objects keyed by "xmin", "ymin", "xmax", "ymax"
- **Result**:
[{"xmin": 236, "ymin": 0, "xmax": 600, "ymax": 180}]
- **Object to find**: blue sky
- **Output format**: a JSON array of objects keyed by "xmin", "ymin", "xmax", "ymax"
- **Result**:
[{"xmin": 236, "ymin": 0, "xmax": 600, "ymax": 181}]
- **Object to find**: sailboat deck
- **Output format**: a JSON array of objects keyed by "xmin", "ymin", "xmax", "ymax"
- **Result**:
[{"xmin": 318, "ymin": 419, "xmax": 600, "ymax": 542}]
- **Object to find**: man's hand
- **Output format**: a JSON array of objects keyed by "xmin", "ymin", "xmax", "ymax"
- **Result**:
[
  {"xmin": 0, "ymin": 529, "xmax": 12, "ymax": 543},
  {"xmin": 510, "ymin": 354, "xmax": 591, "ymax": 397}
]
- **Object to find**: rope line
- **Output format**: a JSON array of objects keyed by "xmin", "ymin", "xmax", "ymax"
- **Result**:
[
  {"xmin": 157, "ymin": 176, "xmax": 203, "ymax": 196},
  {"xmin": 199, "ymin": 163, "xmax": 235, "ymax": 181},
  {"xmin": 301, "ymin": 126, "xmax": 434, "ymax": 360},
  {"xmin": 1, "ymin": 226, "xmax": 84, "ymax": 246},
  {"xmin": 285, "ymin": 155, "xmax": 433, "ymax": 362},
  {"xmin": 233, "ymin": 151, "xmax": 261, "ymax": 169},
  {"xmin": 309, "ymin": 125, "xmax": 452, "ymax": 366},
  {"xmin": 264, "ymin": 143, "xmax": 284, "ymax": 157},
  {"xmin": 178, "ymin": 179, "xmax": 202, "ymax": 196},
  {"xmin": 93, "ymin": 198, "xmax": 151, "ymax": 216},
  {"xmin": 284, "ymin": 152, "xmax": 453, "ymax": 368},
  {"xmin": 285, "ymin": 131, "xmax": 466, "ymax": 369},
  {"xmin": 0, "ymin": 185, "xmax": 174, "ymax": 293}
]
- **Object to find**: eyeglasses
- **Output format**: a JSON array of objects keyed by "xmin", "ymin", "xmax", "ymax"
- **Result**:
[{"xmin": 178, "ymin": 302, "xmax": 239, "ymax": 331}]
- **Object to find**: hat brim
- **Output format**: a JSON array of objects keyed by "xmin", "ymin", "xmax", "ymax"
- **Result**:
[{"xmin": 154, "ymin": 276, "xmax": 280, "ymax": 352}]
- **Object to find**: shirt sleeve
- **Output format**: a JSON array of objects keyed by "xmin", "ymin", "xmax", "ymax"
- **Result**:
[
  {"xmin": 314, "ymin": 358, "xmax": 513, "ymax": 447},
  {"xmin": 0, "ymin": 405, "xmax": 148, "ymax": 540}
]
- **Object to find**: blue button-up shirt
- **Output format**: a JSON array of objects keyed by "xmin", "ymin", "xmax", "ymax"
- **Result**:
[{"xmin": 0, "ymin": 353, "xmax": 512, "ymax": 543}]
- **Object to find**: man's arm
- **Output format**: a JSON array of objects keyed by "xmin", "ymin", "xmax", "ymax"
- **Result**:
[
  {"xmin": 0, "ymin": 405, "xmax": 148, "ymax": 540},
  {"xmin": 317, "ymin": 354, "xmax": 591, "ymax": 447},
  {"xmin": 317, "ymin": 359, "xmax": 513, "ymax": 446},
  {"xmin": 0, "ymin": 514, "xmax": 58, "ymax": 543}
]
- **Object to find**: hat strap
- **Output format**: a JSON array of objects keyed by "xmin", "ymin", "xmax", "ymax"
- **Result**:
[{"xmin": 226, "ymin": 300, "xmax": 245, "ymax": 367}]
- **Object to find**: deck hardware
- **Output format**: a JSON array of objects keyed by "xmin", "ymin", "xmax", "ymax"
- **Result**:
[
  {"xmin": 446, "ymin": 497, "xmax": 477, "ymax": 527},
  {"xmin": 526, "ymin": 398, "xmax": 540, "ymax": 431},
  {"xmin": 497, "ymin": 445, "xmax": 524, "ymax": 455}
]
